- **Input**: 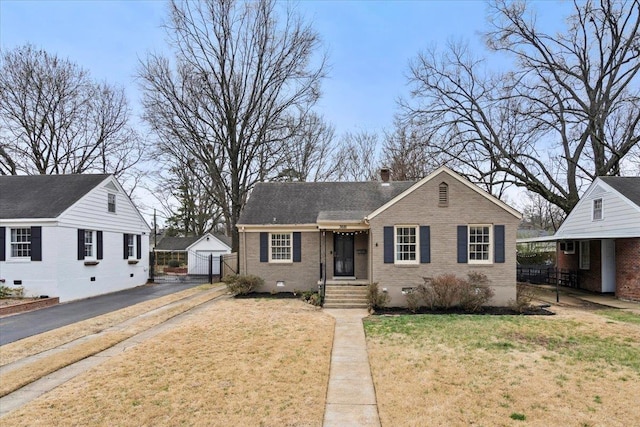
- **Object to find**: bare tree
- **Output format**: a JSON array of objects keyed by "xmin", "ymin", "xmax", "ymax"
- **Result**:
[
  {"xmin": 333, "ymin": 131, "xmax": 380, "ymax": 181},
  {"xmin": 401, "ymin": 0, "xmax": 640, "ymax": 214},
  {"xmin": 0, "ymin": 44, "xmax": 144, "ymax": 177},
  {"xmin": 274, "ymin": 113, "xmax": 338, "ymax": 182},
  {"xmin": 521, "ymin": 191, "xmax": 566, "ymax": 232},
  {"xmin": 139, "ymin": 0, "xmax": 325, "ymax": 251},
  {"xmin": 381, "ymin": 120, "xmax": 440, "ymax": 181}
]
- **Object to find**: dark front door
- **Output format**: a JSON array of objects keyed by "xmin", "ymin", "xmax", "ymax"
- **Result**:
[{"xmin": 334, "ymin": 234, "xmax": 354, "ymax": 277}]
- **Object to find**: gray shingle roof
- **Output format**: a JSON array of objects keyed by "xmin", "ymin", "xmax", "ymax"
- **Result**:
[
  {"xmin": 600, "ymin": 176, "xmax": 640, "ymax": 208},
  {"xmin": 155, "ymin": 236, "xmax": 201, "ymax": 251},
  {"xmin": 0, "ymin": 174, "xmax": 110, "ymax": 219},
  {"xmin": 237, "ymin": 181, "xmax": 415, "ymax": 225},
  {"xmin": 155, "ymin": 234, "xmax": 232, "ymax": 250}
]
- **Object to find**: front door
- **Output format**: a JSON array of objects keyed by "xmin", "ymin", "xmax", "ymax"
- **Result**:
[{"xmin": 334, "ymin": 234, "xmax": 354, "ymax": 277}]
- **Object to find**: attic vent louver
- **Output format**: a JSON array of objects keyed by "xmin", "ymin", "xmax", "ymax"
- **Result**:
[{"xmin": 438, "ymin": 182, "xmax": 449, "ymax": 206}]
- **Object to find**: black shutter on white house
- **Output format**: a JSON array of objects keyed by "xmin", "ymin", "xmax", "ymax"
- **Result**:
[
  {"xmin": 97, "ymin": 231, "xmax": 103, "ymax": 260},
  {"xmin": 78, "ymin": 229, "xmax": 85, "ymax": 260},
  {"xmin": 457, "ymin": 226, "xmax": 468, "ymax": 263},
  {"xmin": 292, "ymin": 232, "xmax": 301, "ymax": 262},
  {"xmin": 136, "ymin": 235, "xmax": 142, "ymax": 259},
  {"xmin": 30, "ymin": 226, "xmax": 42, "ymax": 261},
  {"xmin": 0, "ymin": 227, "xmax": 5, "ymax": 261},
  {"xmin": 494, "ymin": 225, "xmax": 505, "ymax": 263},
  {"xmin": 419, "ymin": 226, "xmax": 430, "ymax": 263},
  {"xmin": 123, "ymin": 234, "xmax": 129, "ymax": 259},
  {"xmin": 259, "ymin": 232, "xmax": 268, "ymax": 262},
  {"xmin": 383, "ymin": 226, "xmax": 394, "ymax": 263}
]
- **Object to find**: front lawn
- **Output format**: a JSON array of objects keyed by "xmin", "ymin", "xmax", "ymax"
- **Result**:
[
  {"xmin": 2, "ymin": 299, "xmax": 335, "ymax": 426},
  {"xmin": 365, "ymin": 307, "xmax": 640, "ymax": 426}
]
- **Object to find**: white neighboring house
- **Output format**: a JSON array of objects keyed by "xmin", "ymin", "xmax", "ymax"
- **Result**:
[
  {"xmin": 155, "ymin": 233, "xmax": 231, "ymax": 275},
  {"xmin": 0, "ymin": 174, "xmax": 150, "ymax": 302}
]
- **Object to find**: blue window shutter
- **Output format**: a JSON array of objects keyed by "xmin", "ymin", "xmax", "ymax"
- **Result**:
[
  {"xmin": 420, "ymin": 226, "xmax": 430, "ymax": 263},
  {"xmin": 136, "ymin": 235, "xmax": 142, "ymax": 259},
  {"xmin": 97, "ymin": 231, "xmax": 103, "ymax": 260},
  {"xmin": 30, "ymin": 226, "xmax": 42, "ymax": 261},
  {"xmin": 123, "ymin": 234, "xmax": 129, "ymax": 259},
  {"xmin": 78, "ymin": 229, "xmax": 86, "ymax": 260},
  {"xmin": 383, "ymin": 226, "xmax": 394, "ymax": 263},
  {"xmin": 0, "ymin": 227, "xmax": 5, "ymax": 261},
  {"xmin": 260, "ymin": 232, "xmax": 268, "ymax": 262},
  {"xmin": 293, "ymin": 232, "xmax": 301, "ymax": 262},
  {"xmin": 494, "ymin": 225, "xmax": 505, "ymax": 263},
  {"xmin": 457, "ymin": 226, "xmax": 467, "ymax": 263}
]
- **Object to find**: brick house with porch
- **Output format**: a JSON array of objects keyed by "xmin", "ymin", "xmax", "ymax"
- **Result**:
[
  {"xmin": 236, "ymin": 166, "xmax": 522, "ymax": 308},
  {"xmin": 552, "ymin": 177, "xmax": 640, "ymax": 301}
]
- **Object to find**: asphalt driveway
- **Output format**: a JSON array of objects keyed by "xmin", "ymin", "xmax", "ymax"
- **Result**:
[{"xmin": 0, "ymin": 276, "xmax": 210, "ymax": 345}]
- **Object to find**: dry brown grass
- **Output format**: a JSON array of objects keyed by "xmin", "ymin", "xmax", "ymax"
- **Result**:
[
  {"xmin": 2, "ymin": 299, "xmax": 335, "ymax": 426},
  {"xmin": 0, "ymin": 284, "xmax": 219, "ymax": 366},
  {"xmin": 0, "ymin": 288, "xmax": 228, "ymax": 397},
  {"xmin": 365, "ymin": 305, "xmax": 640, "ymax": 426}
]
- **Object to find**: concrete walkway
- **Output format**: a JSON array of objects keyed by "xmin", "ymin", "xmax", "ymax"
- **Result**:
[
  {"xmin": 323, "ymin": 309, "xmax": 380, "ymax": 427},
  {"xmin": 534, "ymin": 285, "xmax": 640, "ymax": 311}
]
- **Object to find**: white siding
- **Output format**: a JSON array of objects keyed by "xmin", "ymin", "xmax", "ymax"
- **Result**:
[
  {"xmin": 557, "ymin": 181, "xmax": 640, "ymax": 238},
  {"xmin": 58, "ymin": 176, "xmax": 150, "ymax": 234},
  {"xmin": 1, "ymin": 176, "xmax": 151, "ymax": 302},
  {"xmin": 186, "ymin": 234, "xmax": 231, "ymax": 275}
]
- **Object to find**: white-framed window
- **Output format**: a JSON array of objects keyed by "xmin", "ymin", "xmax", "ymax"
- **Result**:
[
  {"xmin": 108, "ymin": 193, "xmax": 116, "ymax": 213},
  {"xmin": 395, "ymin": 226, "xmax": 418, "ymax": 264},
  {"xmin": 127, "ymin": 234, "xmax": 135, "ymax": 258},
  {"xmin": 592, "ymin": 198, "xmax": 603, "ymax": 221},
  {"xmin": 269, "ymin": 233, "xmax": 292, "ymax": 262},
  {"xmin": 84, "ymin": 230, "xmax": 95, "ymax": 258},
  {"xmin": 468, "ymin": 225, "xmax": 492, "ymax": 264},
  {"xmin": 579, "ymin": 241, "xmax": 590, "ymax": 270},
  {"xmin": 10, "ymin": 228, "xmax": 31, "ymax": 258}
]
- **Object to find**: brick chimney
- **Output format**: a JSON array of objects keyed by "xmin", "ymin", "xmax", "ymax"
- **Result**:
[{"xmin": 380, "ymin": 167, "xmax": 390, "ymax": 183}]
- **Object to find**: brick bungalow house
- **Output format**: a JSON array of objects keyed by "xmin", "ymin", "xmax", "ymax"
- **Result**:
[
  {"xmin": 552, "ymin": 176, "xmax": 640, "ymax": 301},
  {"xmin": 236, "ymin": 166, "xmax": 522, "ymax": 307}
]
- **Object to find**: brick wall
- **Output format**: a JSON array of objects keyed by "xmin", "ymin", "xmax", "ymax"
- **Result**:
[
  {"xmin": 616, "ymin": 238, "xmax": 640, "ymax": 301},
  {"xmin": 579, "ymin": 240, "xmax": 602, "ymax": 293},
  {"xmin": 240, "ymin": 231, "xmax": 320, "ymax": 293},
  {"xmin": 369, "ymin": 172, "xmax": 520, "ymax": 307},
  {"xmin": 556, "ymin": 243, "xmax": 578, "ymax": 270}
]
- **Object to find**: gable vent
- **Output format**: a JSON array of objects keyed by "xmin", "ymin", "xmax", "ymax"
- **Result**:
[{"xmin": 438, "ymin": 182, "xmax": 449, "ymax": 206}]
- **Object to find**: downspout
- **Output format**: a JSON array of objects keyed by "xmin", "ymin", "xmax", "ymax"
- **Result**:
[
  {"xmin": 323, "ymin": 230, "xmax": 327, "ymax": 300},
  {"xmin": 365, "ymin": 217, "xmax": 373, "ymax": 285}
]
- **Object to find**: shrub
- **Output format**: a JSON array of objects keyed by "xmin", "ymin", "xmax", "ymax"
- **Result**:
[
  {"xmin": 416, "ymin": 273, "xmax": 493, "ymax": 312},
  {"xmin": 300, "ymin": 290, "xmax": 323, "ymax": 306},
  {"xmin": 459, "ymin": 273, "xmax": 494, "ymax": 313},
  {"xmin": 405, "ymin": 290, "xmax": 422, "ymax": 313},
  {"xmin": 421, "ymin": 274, "xmax": 463, "ymax": 309},
  {"xmin": 167, "ymin": 259, "xmax": 181, "ymax": 268},
  {"xmin": 367, "ymin": 282, "xmax": 390, "ymax": 313},
  {"xmin": 512, "ymin": 282, "xmax": 538, "ymax": 313},
  {"xmin": 223, "ymin": 274, "xmax": 264, "ymax": 295},
  {"xmin": 0, "ymin": 285, "xmax": 24, "ymax": 298}
]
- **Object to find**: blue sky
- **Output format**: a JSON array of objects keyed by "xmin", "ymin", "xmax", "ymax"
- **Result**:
[{"xmin": 1, "ymin": 0, "xmax": 499, "ymax": 137}]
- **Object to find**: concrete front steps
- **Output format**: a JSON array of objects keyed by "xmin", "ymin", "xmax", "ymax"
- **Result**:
[{"xmin": 323, "ymin": 283, "xmax": 369, "ymax": 309}]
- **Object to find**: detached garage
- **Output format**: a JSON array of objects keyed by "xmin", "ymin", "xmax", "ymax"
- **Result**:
[{"xmin": 155, "ymin": 233, "xmax": 231, "ymax": 275}]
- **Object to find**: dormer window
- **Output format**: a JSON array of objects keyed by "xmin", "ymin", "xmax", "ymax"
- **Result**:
[
  {"xmin": 592, "ymin": 198, "xmax": 602, "ymax": 221},
  {"xmin": 438, "ymin": 182, "xmax": 449, "ymax": 207},
  {"xmin": 108, "ymin": 193, "xmax": 116, "ymax": 213}
]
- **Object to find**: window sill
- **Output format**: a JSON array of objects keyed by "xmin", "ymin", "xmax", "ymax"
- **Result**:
[
  {"xmin": 84, "ymin": 261, "xmax": 100, "ymax": 266},
  {"xmin": 393, "ymin": 263, "xmax": 419, "ymax": 268},
  {"xmin": 128, "ymin": 259, "xmax": 139, "ymax": 265}
]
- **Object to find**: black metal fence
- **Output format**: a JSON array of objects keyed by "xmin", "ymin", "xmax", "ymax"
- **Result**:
[{"xmin": 517, "ymin": 264, "xmax": 579, "ymax": 288}]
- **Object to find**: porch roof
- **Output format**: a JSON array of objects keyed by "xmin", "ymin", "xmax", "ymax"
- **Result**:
[{"xmin": 316, "ymin": 210, "xmax": 370, "ymax": 222}]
